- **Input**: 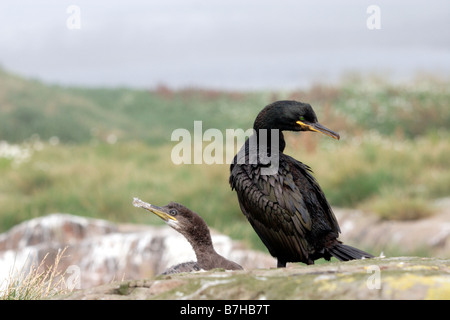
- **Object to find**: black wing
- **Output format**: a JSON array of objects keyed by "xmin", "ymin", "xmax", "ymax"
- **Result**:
[{"xmin": 230, "ymin": 152, "xmax": 340, "ymax": 264}]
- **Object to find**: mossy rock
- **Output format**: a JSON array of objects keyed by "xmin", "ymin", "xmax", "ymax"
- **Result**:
[{"xmin": 55, "ymin": 257, "xmax": 449, "ymax": 300}]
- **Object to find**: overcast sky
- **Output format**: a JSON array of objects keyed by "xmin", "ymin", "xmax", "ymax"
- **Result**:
[{"xmin": 0, "ymin": 0, "xmax": 449, "ymax": 89}]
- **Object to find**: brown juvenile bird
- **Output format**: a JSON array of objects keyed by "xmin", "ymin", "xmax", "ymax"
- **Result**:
[
  {"xmin": 230, "ymin": 100, "xmax": 373, "ymax": 267},
  {"xmin": 133, "ymin": 198, "xmax": 243, "ymax": 274}
]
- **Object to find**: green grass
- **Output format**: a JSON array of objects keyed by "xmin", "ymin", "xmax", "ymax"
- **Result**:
[
  {"xmin": 291, "ymin": 131, "xmax": 449, "ymax": 219},
  {"xmin": 1, "ymin": 248, "xmax": 70, "ymax": 300},
  {"xmin": 0, "ymin": 133, "xmax": 448, "ymax": 250}
]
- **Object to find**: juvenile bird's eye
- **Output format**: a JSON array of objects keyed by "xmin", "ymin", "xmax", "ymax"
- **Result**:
[{"xmin": 169, "ymin": 209, "xmax": 178, "ymax": 216}]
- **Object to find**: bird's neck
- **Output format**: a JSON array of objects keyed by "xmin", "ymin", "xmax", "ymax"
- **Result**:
[
  {"xmin": 254, "ymin": 129, "xmax": 286, "ymax": 153},
  {"xmin": 184, "ymin": 229, "xmax": 218, "ymax": 261}
]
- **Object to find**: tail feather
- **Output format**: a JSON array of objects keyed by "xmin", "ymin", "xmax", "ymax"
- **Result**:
[{"xmin": 328, "ymin": 243, "xmax": 374, "ymax": 261}]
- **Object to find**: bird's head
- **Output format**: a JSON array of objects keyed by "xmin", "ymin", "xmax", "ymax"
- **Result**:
[
  {"xmin": 137, "ymin": 201, "xmax": 208, "ymax": 238},
  {"xmin": 253, "ymin": 100, "xmax": 340, "ymax": 140}
]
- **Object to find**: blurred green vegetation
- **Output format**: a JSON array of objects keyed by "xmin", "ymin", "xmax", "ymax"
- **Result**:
[{"xmin": 0, "ymin": 68, "xmax": 449, "ymax": 253}]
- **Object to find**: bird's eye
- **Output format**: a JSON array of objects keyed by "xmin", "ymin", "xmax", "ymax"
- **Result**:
[
  {"xmin": 299, "ymin": 116, "xmax": 305, "ymax": 122},
  {"xmin": 169, "ymin": 209, "xmax": 178, "ymax": 216}
]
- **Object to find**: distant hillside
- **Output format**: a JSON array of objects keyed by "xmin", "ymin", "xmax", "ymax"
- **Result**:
[
  {"xmin": 0, "ymin": 68, "xmax": 268, "ymax": 144},
  {"xmin": 1, "ymin": 68, "xmax": 449, "ymax": 145}
]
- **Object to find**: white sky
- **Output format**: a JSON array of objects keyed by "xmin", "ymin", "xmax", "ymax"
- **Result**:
[{"xmin": 0, "ymin": 0, "xmax": 449, "ymax": 89}]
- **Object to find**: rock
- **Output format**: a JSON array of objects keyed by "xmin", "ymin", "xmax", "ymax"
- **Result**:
[
  {"xmin": 1, "ymin": 201, "xmax": 449, "ymax": 293},
  {"xmin": 54, "ymin": 257, "xmax": 450, "ymax": 300},
  {"xmin": 0, "ymin": 213, "xmax": 116, "ymax": 250},
  {"xmin": 334, "ymin": 201, "xmax": 450, "ymax": 257},
  {"xmin": 0, "ymin": 213, "xmax": 273, "ymax": 289}
]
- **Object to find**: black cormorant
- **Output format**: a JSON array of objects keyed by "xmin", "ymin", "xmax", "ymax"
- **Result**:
[
  {"xmin": 133, "ymin": 198, "xmax": 243, "ymax": 274},
  {"xmin": 229, "ymin": 100, "xmax": 373, "ymax": 267}
]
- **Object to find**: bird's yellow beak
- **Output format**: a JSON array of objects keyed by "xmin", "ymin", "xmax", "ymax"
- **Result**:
[
  {"xmin": 145, "ymin": 204, "xmax": 177, "ymax": 221},
  {"xmin": 296, "ymin": 120, "xmax": 340, "ymax": 140},
  {"xmin": 133, "ymin": 198, "xmax": 177, "ymax": 221}
]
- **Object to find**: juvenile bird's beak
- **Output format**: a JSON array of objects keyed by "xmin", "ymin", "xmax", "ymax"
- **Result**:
[
  {"xmin": 132, "ymin": 198, "xmax": 177, "ymax": 221},
  {"xmin": 296, "ymin": 120, "xmax": 340, "ymax": 140},
  {"xmin": 146, "ymin": 204, "xmax": 177, "ymax": 221}
]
